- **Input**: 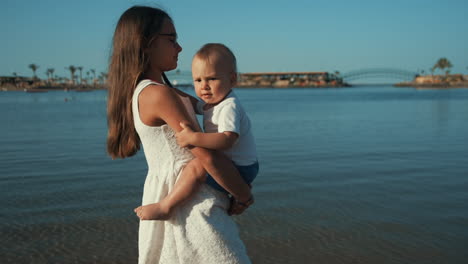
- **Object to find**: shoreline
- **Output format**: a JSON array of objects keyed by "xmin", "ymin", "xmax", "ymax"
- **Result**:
[
  {"xmin": 1, "ymin": 84, "xmax": 352, "ymax": 92},
  {"xmin": 0, "ymin": 84, "xmax": 108, "ymax": 92},
  {"xmin": 394, "ymin": 83, "xmax": 468, "ymax": 89},
  {"xmin": 236, "ymin": 84, "xmax": 351, "ymax": 88},
  {"xmin": 3, "ymin": 73, "xmax": 468, "ymax": 91},
  {"xmin": 4, "ymin": 84, "xmax": 468, "ymax": 92},
  {"xmin": 395, "ymin": 74, "xmax": 468, "ymax": 89}
]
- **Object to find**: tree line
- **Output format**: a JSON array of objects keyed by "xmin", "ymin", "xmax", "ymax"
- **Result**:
[{"xmin": 21, "ymin": 64, "xmax": 108, "ymax": 85}]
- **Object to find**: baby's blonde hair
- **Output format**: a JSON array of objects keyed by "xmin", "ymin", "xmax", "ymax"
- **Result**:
[{"xmin": 194, "ymin": 43, "xmax": 237, "ymax": 73}]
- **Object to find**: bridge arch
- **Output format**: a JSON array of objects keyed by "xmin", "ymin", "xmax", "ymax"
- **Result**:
[{"xmin": 340, "ymin": 68, "xmax": 418, "ymax": 82}]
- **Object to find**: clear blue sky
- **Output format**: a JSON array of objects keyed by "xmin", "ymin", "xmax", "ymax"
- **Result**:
[{"xmin": 1, "ymin": 0, "xmax": 467, "ymax": 79}]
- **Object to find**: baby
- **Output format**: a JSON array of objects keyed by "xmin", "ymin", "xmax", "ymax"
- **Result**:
[{"xmin": 135, "ymin": 43, "xmax": 258, "ymax": 220}]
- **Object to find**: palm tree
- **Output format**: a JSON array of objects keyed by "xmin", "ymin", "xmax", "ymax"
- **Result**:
[
  {"xmin": 77, "ymin": 66, "xmax": 83, "ymax": 84},
  {"xmin": 29, "ymin": 64, "xmax": 39, "ymax": 79},
  {"xmin": 90, "ymin": 69, "xmax": 96, "ymax": 84},
  {"xmin": 65, "ymin": 65, "xmax": 77, "ymax": 85},
  {"xmin": 433, "ymin": 58, "xmax": 453, "ymax": 75},
  {"xmin": 100, "ymin": 72, "xmax": 108, "ymax": 84},
  {"xmin": 46, "ymin": 68, "xmax": 55, "ymax": 83}
]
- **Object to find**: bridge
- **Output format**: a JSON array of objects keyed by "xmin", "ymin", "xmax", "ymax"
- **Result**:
[{"xmin": 340, "ymin": 68, "xmax": 419, "ymax": 82}]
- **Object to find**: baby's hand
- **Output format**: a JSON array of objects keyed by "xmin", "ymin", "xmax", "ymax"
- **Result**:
[
  {"xmin": 175, "ymin": 122, "xmax": 194, "ymax": 148},
  {"xmin": 228, "ymin": 194, "xmax": 254, "ymax": 216}
]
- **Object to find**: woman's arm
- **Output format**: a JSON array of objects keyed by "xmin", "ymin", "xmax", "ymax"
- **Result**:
[
  {"xmin": 139, "ymin": 85, "xmax": 251, "ymax": 202},
  {"xmin": 173, "ymin": 88, "xmax": 204, "ymax": 115}
]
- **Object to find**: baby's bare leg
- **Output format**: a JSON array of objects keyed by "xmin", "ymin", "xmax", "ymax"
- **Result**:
[{"xmin": 135, "ymin": 158, "xmax": 206, "ymax": 220}]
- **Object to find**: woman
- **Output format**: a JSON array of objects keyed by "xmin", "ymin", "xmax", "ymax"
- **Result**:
[{"xmin": 106, "ymin": 6, "xmax": 253, "ymax": 264}]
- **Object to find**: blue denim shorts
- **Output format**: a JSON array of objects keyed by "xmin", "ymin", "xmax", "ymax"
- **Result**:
[{"xmin": 206, "ymin": 161, "xmax": 259, "ymax": 194}]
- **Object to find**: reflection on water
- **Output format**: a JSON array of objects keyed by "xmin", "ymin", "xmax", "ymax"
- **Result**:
[{"xmin": 1, "ymin": 86, "xmax": 468, "ymax": 263}]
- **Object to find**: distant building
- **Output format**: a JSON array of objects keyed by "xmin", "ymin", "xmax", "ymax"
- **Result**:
[{"xmin": 238, "ymin": 72, "xmax": 345, "ymax": 87}]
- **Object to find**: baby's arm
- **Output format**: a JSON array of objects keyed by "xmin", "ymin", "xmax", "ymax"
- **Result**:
[{"xmin": 176, "ymin": 122, "xmax": 238, "ymax": 150}]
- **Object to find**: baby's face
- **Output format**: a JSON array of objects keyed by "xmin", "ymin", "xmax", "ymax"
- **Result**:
[{"xmin": 192, "ymin": 55, "xmax": 235, "ymax": 105}]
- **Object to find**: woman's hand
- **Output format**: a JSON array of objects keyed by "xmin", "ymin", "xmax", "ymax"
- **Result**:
[{"xmin": 175, "ymin": 122, "xmax": 195, "ymax": 148}]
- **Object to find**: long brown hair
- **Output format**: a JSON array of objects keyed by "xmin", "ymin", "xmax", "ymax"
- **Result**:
[{"xmin": 107, "ymin": 6, "xmax": 171, "ymax": 159}]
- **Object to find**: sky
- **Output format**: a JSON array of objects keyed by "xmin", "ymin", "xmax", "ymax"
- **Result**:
[{"xmin": 1, "ymin": 0, "xmax": 467, "ymax": 79}]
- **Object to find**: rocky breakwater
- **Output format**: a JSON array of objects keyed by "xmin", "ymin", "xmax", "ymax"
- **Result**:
[
  {"xmin": 395, "ymin": 74, "xmax": 468, "ymax": 88},
  {"xmin": 237, "ymin": 71, "xmax": 349, "ymax": 88}
]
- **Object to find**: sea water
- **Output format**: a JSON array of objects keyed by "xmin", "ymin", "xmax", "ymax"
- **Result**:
[{"xmin": 1, "ymin": 86, "xmax": 467, "ymax": 263}]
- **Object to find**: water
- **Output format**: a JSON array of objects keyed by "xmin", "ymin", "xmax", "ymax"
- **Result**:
[{"xmin": 1, "ymin": 86, "xmax": 468, "ymax": 263}]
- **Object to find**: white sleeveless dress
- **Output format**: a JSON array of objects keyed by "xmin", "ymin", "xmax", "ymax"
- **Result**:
[{"xmin": 133, "ymin": 80, "xmax": 251, "ymax": 264}]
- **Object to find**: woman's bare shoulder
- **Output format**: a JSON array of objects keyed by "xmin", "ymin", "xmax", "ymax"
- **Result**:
[
  {"xmin": 140, "ymin": 83, "xmax": 173, "ymax": 97},
  {"xmin": 138, "ymin": 84, "xmax": 180, "ymax": 124},
  {"xmin": 139, "ymin": 84, "xmax": 178, "ymax": 105}
]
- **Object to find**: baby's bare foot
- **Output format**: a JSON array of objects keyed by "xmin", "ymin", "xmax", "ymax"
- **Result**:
[{"xmin": 135, "ymin": 202, "xmax": 172, "ymax": 221}]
